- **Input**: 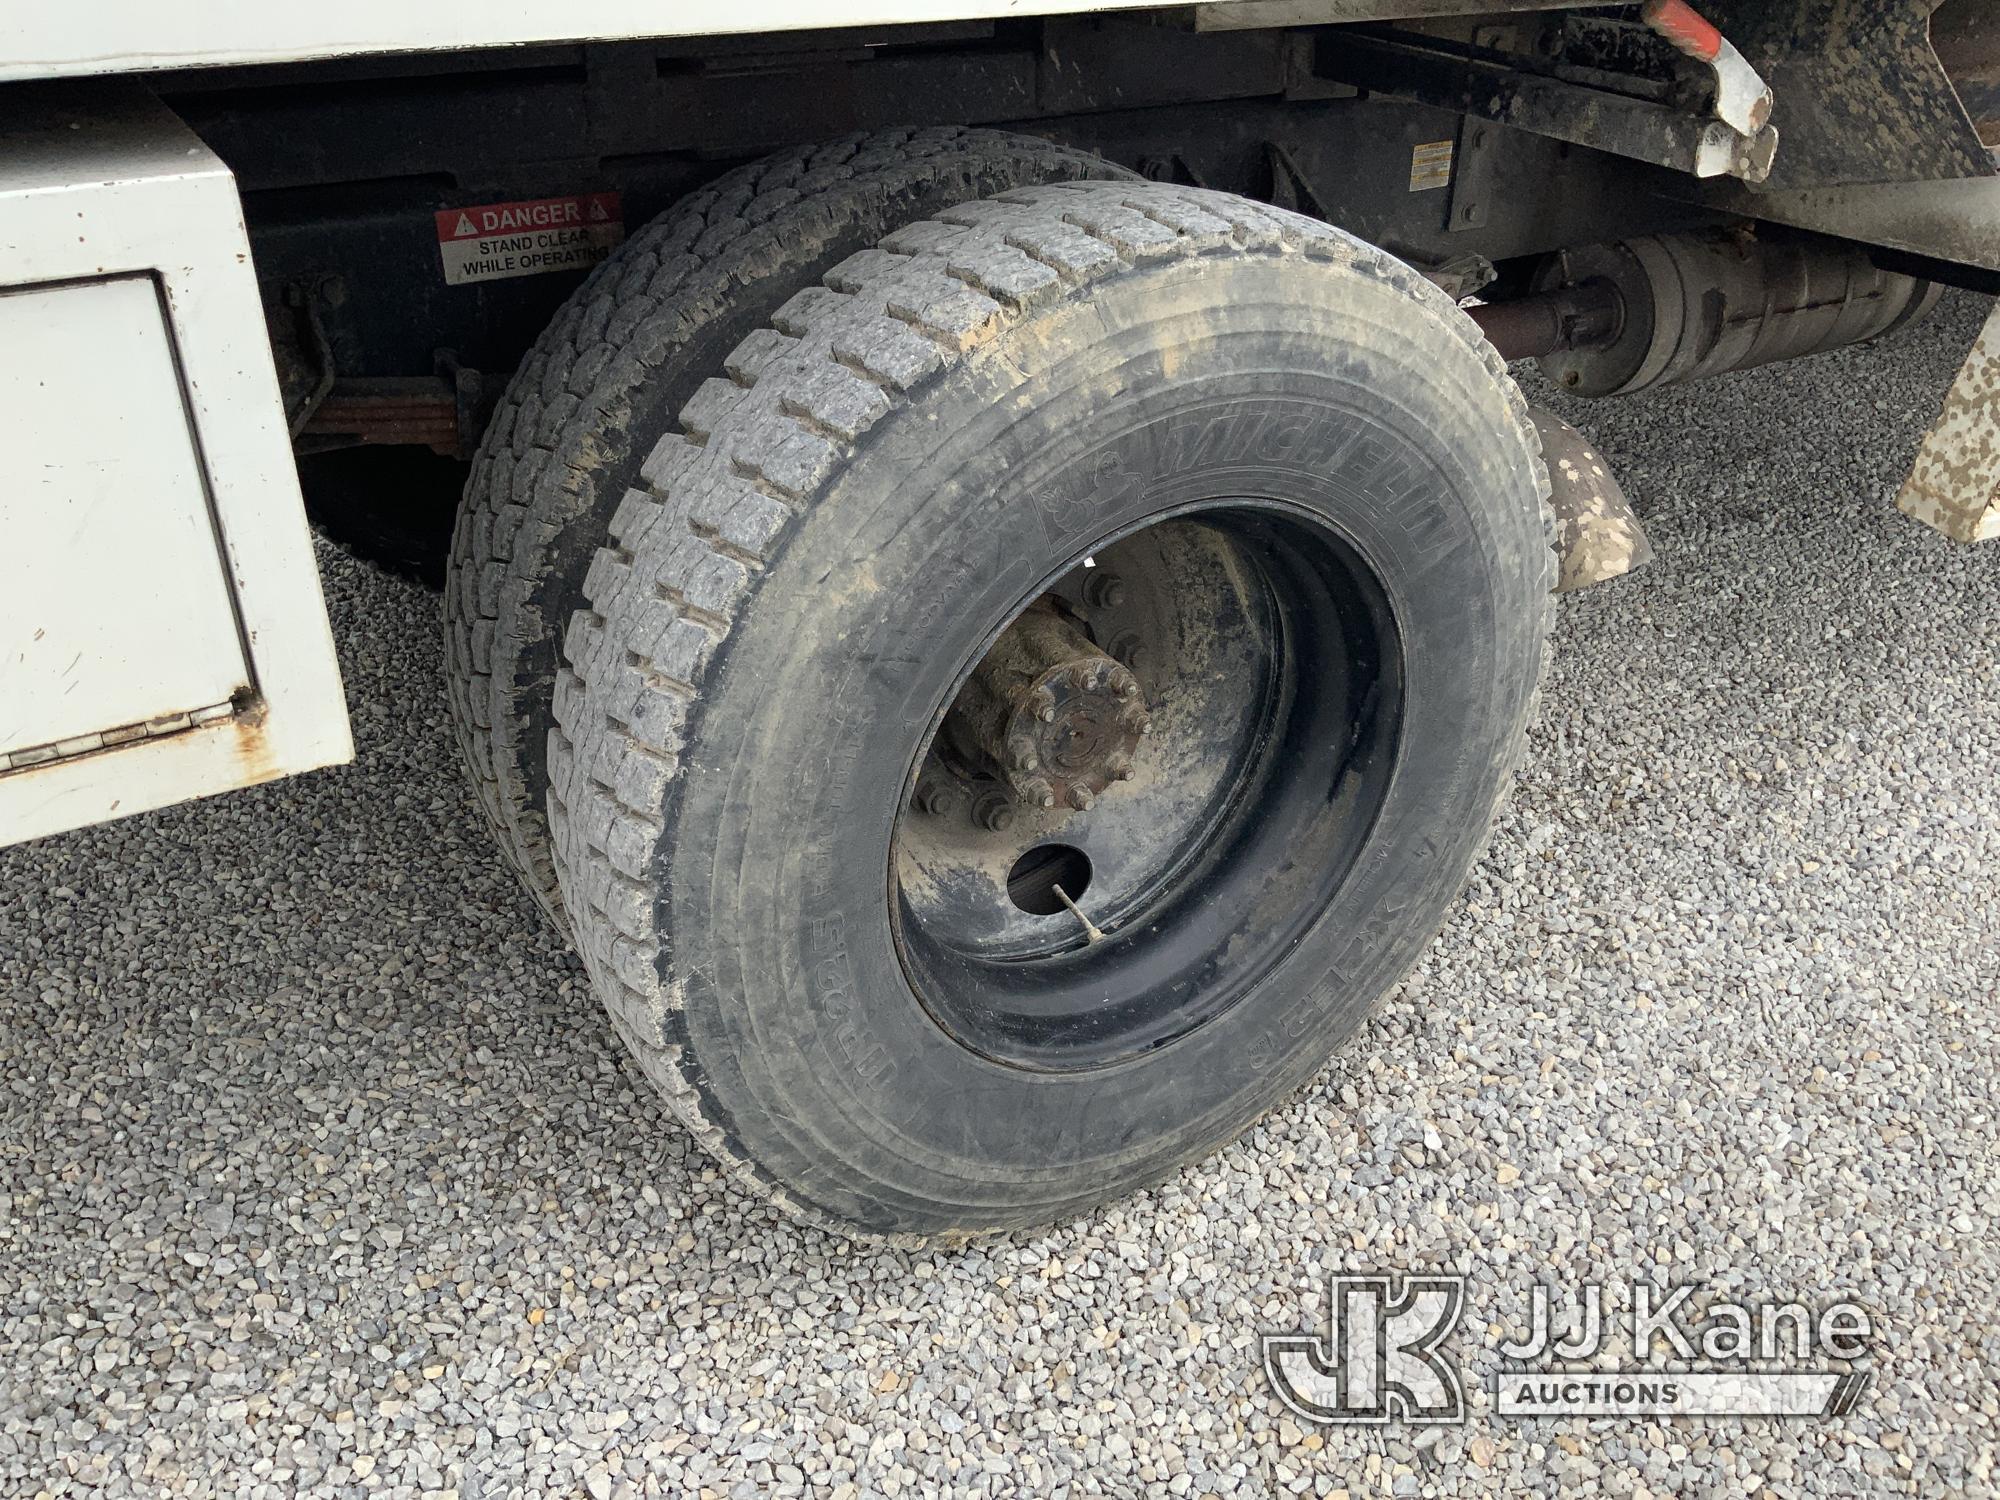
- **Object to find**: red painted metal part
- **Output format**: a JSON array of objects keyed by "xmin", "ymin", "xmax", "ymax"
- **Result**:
[{"xmin": 1643, "ymin": 0, "xmax": 1724, "ymax": 64}]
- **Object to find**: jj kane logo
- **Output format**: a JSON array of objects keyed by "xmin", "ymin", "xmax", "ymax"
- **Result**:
[
  {"xmin": 1264, "ymin": 1274, "xmax": 1872, "ymax": 1424},
  {"xmin": 1263, "ymin": 1275, "xmax": 1466, "ymax": 1425}
]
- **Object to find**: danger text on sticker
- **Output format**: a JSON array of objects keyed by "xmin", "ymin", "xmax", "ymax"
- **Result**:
[{"xmin": 434, "ymin": 193, "xmax": 625, "ymax": 287}]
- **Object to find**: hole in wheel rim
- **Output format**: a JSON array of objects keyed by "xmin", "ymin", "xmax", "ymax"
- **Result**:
[{"xmin": 1007, "ymin": 844, "xmax": 1092, "ymax": 915}]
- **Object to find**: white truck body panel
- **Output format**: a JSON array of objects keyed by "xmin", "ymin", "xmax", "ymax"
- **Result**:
[
  {"xmin": 0, "ymin": 93, "xmax": 352, "ymax": 845},
  {"xmin": 4, "ymin": 1, "xmax": 1243, "ymax": 82},
  {"xmin": 0, "ymin": 277, "xmax": 251, "ymax": 757}
]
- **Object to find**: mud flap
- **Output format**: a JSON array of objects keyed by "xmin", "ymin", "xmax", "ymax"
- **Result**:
[
  {"xmin": 1528, "ymin": 407, "xmax": 1654, "ymax": 591},
  {"xmin": 1897, "ymin": 300, "xmax": 2000, "ymax": 543}
]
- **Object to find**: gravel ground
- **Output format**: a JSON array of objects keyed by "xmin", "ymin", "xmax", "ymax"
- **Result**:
[{"xmin": 5, "ymin": 291, "xmax": 1999, "ymax": 1499}]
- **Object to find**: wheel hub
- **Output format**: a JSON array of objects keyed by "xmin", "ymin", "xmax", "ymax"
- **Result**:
[{"xmin": 941, "ymin": 596, "xmax": 1149, "ymax": 812}]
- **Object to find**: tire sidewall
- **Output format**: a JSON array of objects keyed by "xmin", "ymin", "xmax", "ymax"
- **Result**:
[{"xmin": 662, "ymin": 252, "xmax": 1546, "ymax": 1233}]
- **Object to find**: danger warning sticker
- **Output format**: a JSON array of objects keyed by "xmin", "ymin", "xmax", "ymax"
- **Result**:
[{"xmin": 435, "ymin": 193, "xmax": 624, "ymax": 286}]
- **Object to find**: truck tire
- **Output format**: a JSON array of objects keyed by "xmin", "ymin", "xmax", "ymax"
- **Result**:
[
  {"xmin": 446, "ymin": 128, "xmax": 1135, "ymax": 926},
  {"xmin": 549, "ymin": 182, "xmax": 1554, "ymax": 1240}
]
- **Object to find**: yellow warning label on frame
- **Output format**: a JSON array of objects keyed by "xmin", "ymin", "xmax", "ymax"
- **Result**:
[{"xmin": 1409, "ymin": 140, "xmax": 1455, "ymax": 192}]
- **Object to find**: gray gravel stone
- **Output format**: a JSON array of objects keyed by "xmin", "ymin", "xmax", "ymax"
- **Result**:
[{"xmin": 2, "ymin": 291, "xmax": 1997, "ymax": 1498}]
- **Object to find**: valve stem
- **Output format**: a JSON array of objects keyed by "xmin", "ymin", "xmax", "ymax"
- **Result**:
[{"xmin": 1052, "ymin": 883, "xmax": 1105, "ymax": 944}]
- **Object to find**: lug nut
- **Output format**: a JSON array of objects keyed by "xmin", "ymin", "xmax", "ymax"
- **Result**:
[
  {"xmin": 1068, "ymin": 786, "xmax": 1095, "ymax": 812},
  {"xmin": 1109, "ymin": 753, "xmax": 1135, "ymax": 781},
  {"xmin": 1021, "ymin": 777, "xmax": 1057, "ymax": 810},
  {"xmin": 1083, "ymin": 571, "xmax": 1126, "ymax": 610},
  {"xmin": 972, "ymin": 792, "xmax": 1016, "ymax": 833},
  {"xmin": 912, "ymin": 779, "xmax": 950, "ymax": 816}
]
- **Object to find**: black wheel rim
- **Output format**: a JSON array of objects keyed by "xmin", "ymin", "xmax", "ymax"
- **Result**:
[{"xmin": 890, "ymin": 502, "xmax": 1404, "ymax": 1072}]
